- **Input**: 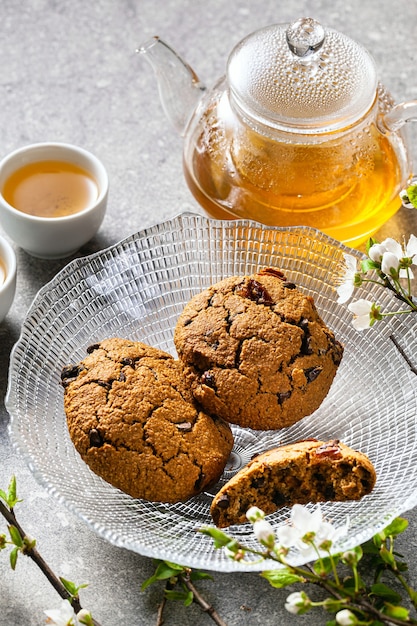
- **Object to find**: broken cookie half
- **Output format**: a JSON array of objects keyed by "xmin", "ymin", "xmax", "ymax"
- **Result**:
[{"xmin": 210, "ymin": 439, "xmax": 376, "ymax": 527}]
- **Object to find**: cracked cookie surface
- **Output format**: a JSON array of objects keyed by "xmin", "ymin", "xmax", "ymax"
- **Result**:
[
  {"xmin": 210, "ymin": 439, "xmax": 376, "ymax": 527},
  {"xmin": 61, "ymin": 338, "xmax": 234, "ymax": 503},
  {"xmin": 174, "ymin": 268, "xmax": 344, "ymax": 430}
]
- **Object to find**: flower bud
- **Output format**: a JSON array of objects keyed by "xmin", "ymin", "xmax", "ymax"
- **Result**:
[
  {"xmin": 381, "ymin": 251, "xmax": 400, "ymax": 277},
  {"xmin": 77, "ymin": 609, "xmax": 94, "ymax": 625},
  {"xmin": 246, "ymin": 506, "xmax": 264, "ymax": 523},
  {"xmin": 341, "ymin": 546, "xmax": 362, "ymax": 566},
  {"xmin": 253, "ymin": 519, "xmax": 276, "ymax": 549},
  {"xmin": 285, "ymin": 591, "xmax": 311, "ymax": 615},
  {"xmin": 335, "ymin": 608, "xmax": 357, "ymax": 625},
  {"xmin": 368, "ymin": 243, "xmax": 384, "ymax": 262}
]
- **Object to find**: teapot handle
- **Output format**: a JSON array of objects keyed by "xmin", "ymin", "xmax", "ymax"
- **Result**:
[{"xmin": 379, "ymin": 100, "xmax": 417, "ymax": 133}]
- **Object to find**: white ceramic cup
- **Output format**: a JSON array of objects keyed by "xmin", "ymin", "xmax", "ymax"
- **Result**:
[
  {"xmin": 0, "ymin": 142, "xmax": 109, "ymax": 259},
  {"xmin": 0, "ymin": 234, "xmax": 17, "ymax": 322}
]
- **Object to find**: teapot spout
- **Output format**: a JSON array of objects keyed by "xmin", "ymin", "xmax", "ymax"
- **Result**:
[{"xmin": 138, "ymin": 37, "xmax": 206, "ymax": 135}]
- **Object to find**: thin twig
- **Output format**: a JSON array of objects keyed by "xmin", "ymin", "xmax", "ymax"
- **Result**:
[
  {"xmin": 390, "ymin": 334, "xmax": 417, "ymax": 375},
  {"xmin": 0, "ymin": 500, "xmax": 101, "ymax": 626},
  {"xmin": 155, "ymin": 594, "xmax": 166, "ymax": 626},
  {"xmin": 184, "ymin": 576, "xmax": 228, "ymax": 626}
]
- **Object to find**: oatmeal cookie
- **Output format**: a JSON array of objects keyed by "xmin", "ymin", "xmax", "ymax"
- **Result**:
[
  {"xmin": 210, "ymin": 439, "xmax": 376, "ymax": 527},
  {"xmin": 61, "ymin": 338, "xmax": 234, "ymax": 503},
  {"xmin": 174, "ymin": 268, "xmax": 343, "ymax": 430}
]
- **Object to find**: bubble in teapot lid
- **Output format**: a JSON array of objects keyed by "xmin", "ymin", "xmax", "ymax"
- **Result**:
[{"xmin": 227, "ymin": 17, "xmax": 378, "ymax": 133}]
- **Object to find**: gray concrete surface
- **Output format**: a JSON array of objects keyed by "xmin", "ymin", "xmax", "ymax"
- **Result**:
[{"xmin": 1, "ymin": 1, "xmax": 417, "ymax": 624}]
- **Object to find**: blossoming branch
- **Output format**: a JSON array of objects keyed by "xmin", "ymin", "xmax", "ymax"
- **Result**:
[{"xmin": 335, "ymin": 180, "xmax": 417, "ymax": 330}]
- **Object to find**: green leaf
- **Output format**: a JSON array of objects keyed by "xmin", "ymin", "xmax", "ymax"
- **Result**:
[
  {"xmin": 9, "ymin": 546, "xmax": 18, "ymax": 570},
  {"xmin": 383, "ymin": 602, "xmax": 409, "ymax": 620},
  {"xmin": 164, "ymin": 560, "xmax": 187, "ymax": 572},
  {"xmin": 190, "ymin": 570, "xmax": 213, "ymax": 582},
  {"xmin": 408, "ymin": 184, "xmax": 417, "ymax": 208},
  {"xmin": 382, "ymin": 517, "xmax": 408, "ymax": 538},
  {"xmin": 60, "ymin": 577, "xmax": 88, "ymax": 597},
  {"xmin": 60, "ymin": 578, "xmax": 79, "ymax": 596},
  {"xmin": 361, "ymin": 258, "xmax": 380, "ymax": 273},
  {"xmin": 313, "ymin": 556, "xmax": 334, "ymax": 576},
  {"xmin": 8, "ymin": 525, "xmax": 23, "ymax": 548},
  {"xmin": 8, "ymin": 476, "xmax": 17, "ymax": 504},
  {"xmin": 141, "ymin": 561, "xmax": 184, "ymax": 591},
  {"xmin": 371, "ymin": 583, "xmax": 402, "ymax": 603},
  {"xmin": 2, "ymin": 476, "xmax": 21, "ymax": 509},
  {"xmin": 409, "ymin": 589, "xmax": 417, "ymax": 605},
  {"xmin": 183, "ymin": 590, "xmax": 194, "ymax": 607},
  {"xmin": 199, "ymin": 526, "xmax": 234, "ymax": 549},
  {"xmin": 379, "ymin": 545, "xmax": 396, "ymax": 568},
  {"xmin": 261, "ymin": 568, "xmax": 304, "ymax": 588},
  {"xmin": 165, "ymin": 589, "xmax": 189, "ymax": 602},
  {"xmin": 366, "ymin": 237, "xmax": 378, "ymax": 253}
]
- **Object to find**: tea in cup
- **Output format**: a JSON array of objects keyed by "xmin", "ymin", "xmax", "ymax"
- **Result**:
[{"xmin": 0, "ymin": 143, "xmax": 109, "ymax": 258}]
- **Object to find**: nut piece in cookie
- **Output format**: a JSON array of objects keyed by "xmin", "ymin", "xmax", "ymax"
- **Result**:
[
  {"xmin": 210, "ymin": 439, "xmax": 376, "ymax": 527},
  {"xmin": 174, "ymin": 268, "xmax": 344, "ymax": 430},
  {"xmin": 61, "ymin": 338, "xmax": 234, "ymax": 503}
]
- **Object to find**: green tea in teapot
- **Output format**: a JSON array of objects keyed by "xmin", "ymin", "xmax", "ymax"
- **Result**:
[{"xmin": 184, "ymin": 104, "xmax": 404, "ymax": 248}]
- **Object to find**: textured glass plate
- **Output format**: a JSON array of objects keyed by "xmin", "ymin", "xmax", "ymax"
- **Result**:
[{"xmin": 6, "ymin": 213, "xmax": 417, "ymax": 572}]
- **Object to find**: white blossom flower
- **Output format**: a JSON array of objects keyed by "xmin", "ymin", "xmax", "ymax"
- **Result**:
[
  {"xmin": 381, "ymin": 251, "xmax": 401, "ymax": 277},
  {"xmin": 253, "ymin": 519, "xmax": 276, "ymax": 548},
  {"xmin": 368, "ymin": 242, "xmax": 385, "ymax": 262},
  {"xmin": 276, "ymin": 504, "xmax": 349, "ymax": 560},
  {"xmin": 336, "ymin": 253, "xmax": 359, "ymax": 304},
  {"xmin": 284, "ymin": 590, "xmax": 311, "ymax": 614},
  {"xmin": 406, "ymin": 234, "xmax": 417, "ymax": 263},
  {"xmin": 347, "ymin": 299, "xmax": 374, "ymax": 331},
  {"xmin": 335, "ymin": 608, "xmax": 357, "ymax": 625},
  {"xmin": 246, "ymin": 506, "xmax": 265, "ymax": 523},
  {"xmin": 44, "ymin": 599, "xmax": 77, "ymax": 625},
  {"xmin": 369, "ymin": 236, "xmax": 417, "ymax": 279}
]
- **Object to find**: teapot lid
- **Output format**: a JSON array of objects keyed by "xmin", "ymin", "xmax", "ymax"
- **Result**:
[{"xmin": 227, "ymin": 17, "xmax": 378, "ymax": 133}]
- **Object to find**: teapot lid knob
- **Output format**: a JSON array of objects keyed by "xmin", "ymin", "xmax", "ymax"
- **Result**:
[{"xmin": 286, "ymin": 17, "xmax": 325, "ymax": 57}]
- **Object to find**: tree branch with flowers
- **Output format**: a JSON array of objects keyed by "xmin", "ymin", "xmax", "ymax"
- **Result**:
[
  {"xmin": 337, "ymin": 180, "xmax": 417, "ymax": 330},
  {"xmin": 199, "ymin": 505, "xmax": 417, "ymax": 626},
  {"xmin": 0, "ymin": 476, "xmax": 98, "ymax": 626}
]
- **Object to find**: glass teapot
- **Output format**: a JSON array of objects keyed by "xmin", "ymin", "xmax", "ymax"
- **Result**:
[{"xmin": 139, "ymin": 17, "xmax": 417, "ymax": 247}]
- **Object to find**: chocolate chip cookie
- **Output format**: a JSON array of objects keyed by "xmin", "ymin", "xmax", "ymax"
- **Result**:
[
  {"xmin": 210, "ymin": 439, "xmax": 376, "ymax": 527},
  {"xmin": 61, "ymin": 338, "xmax": 234, "ymax": 503},
  {"xmin": 174, "ymin": 268, "xmax": 343, "ymax": 430}
]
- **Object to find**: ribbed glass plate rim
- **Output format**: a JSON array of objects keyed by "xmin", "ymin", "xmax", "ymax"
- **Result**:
[{"xmin": 5, "ymin": 212, "xmax": 417, "ymax": 572}]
